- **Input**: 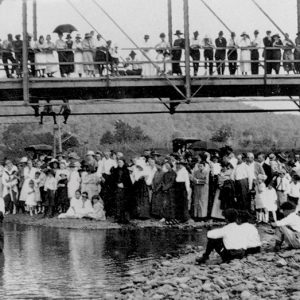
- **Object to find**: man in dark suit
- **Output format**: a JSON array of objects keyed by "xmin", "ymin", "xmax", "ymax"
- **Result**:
[
  {"xmin": 263, "ymin": 30, "xmax": 273, "ymax": 74},
  {"xmin": 257, "ymin": 153, "xmax": 272, "ymax": 186},
  {"xmin": 215, "ymin": 31, "xmax": 227, "ymax": 75},
  {"xmin": 172, "ymin": 30, "xmax": 185, "ymax": 75}
]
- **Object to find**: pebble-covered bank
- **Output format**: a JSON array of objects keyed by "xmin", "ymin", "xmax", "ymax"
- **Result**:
[{"xmin": 106, "ymin": 237, "xmax": 300, "ymax": 300}]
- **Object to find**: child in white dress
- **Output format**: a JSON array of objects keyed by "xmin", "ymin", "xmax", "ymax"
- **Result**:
[
  {"xmin": 88, "ymin": 195, "xmax": 106, "ymax": 221},
  {"xmin": 255, "ymin": 174, "xmax": 267, "ymax": 223},
  {"xmin": 263, "ymin": 183, "xmax": 278, "ymax": 223},
  {"xmin": 26, "ymin": 180, "xmax": 36, "ymax": 216}
]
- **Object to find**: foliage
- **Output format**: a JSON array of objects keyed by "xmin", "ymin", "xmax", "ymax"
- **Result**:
[
  {"xmin": 211, "ymin": 124, "xmax": 234, "ymax": 143},
  {"xmin": 61, "ymin": 132, "xmax": 80, "ymax": 150},
  {"xmin": 100, "ymin": 120, "xmax": 151, "ymax": 145}
]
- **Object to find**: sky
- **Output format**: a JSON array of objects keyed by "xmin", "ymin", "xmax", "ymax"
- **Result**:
[{"xmin": 0, "ymin": 0, "xmax": 299, "ymax": 111}]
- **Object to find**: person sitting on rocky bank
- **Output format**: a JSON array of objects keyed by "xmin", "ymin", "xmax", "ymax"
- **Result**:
[
  {"xmin": 196, "ymin": 209, "xmax": 247, "ymax": 264},
  {"xmin": 272, "ymin": 202, "xmax": 300, "ymax": 251},
  {"xmin": 238, "ymin": 210, "xmax": 261, "ymax": 255}
]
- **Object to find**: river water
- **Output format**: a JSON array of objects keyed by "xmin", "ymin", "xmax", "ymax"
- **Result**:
[{"xmin": 0, "ymin": 223, "xmax": 205, "ymax": 299}]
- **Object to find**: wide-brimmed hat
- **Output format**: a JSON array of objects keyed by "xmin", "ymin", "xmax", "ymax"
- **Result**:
[
  {"xmin": 86, "ymin": 150, "xmax": 95, "ymax": 156},
  {"xmin": 204, "ymin": 34, "xmax": 210, "ymax": 39},
  {"xmin": 66, "ymin": 34, "xmax": 72, "ymax": 39},
  {"xmin": 266, "ymin": 30, "xmax": 271, "ymax": 34},
  {"xmin": 254, "ymin": 30, "xmax": 259, "ymax": 34},
  {"xmin": 159, "ymin": 33, "xmax": 166, "ymax": 38},
  {"xmin": 193, "ymin": 30, "xmax": 199, "ymax": 36},
  {"xmin": 75, "ymin": 34, "xmax": 81, "ymax": 39},
  {"xmin": 277, "ymin": 153, "xmax": 288, "ymax": 161},
  {"xmin": 85, "ymin": 33, "xmax": 91, "ymax": 38},
  {"xmin": 129, "ymin": 50, "xmax": 136, "ymax": 57},
  {"xmin": 144, "ymin": 34, "xmax": 150, "ymax": 39},
  {"xmin": 68, "ymin": 152, "xmax": 80, "ymax": 160},
  {"xmin": 272, "ymin": 33, "xmax": 280, "ymax": 39},
  {"xmin": 174, "ymin": 30, "xmax": 183, "ymax": 35},
  {"xmin": 241, "ymin": 31, "xmax": 249, "ymax": 37},
  {"xmin": 20, "ymin": 157, "xmax": 28, "ymax": 163},
  {"xmin": 69, "ymin": 162, "xmax": 77, "ymax": 168}
]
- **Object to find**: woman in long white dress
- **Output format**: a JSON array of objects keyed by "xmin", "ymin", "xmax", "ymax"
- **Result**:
[
  {"xmin": 239, "ymin": 32, "xmax": 251, "ymax": 75},
  {"xmin": 68, "ymin": 163, "xmax": 81, "ymax": 199},
  {"xmin": 19, "ymin": 160, "xmax": 38, "ymax": 204},
  {"xmin": 81, "ymin": 167, "xmax": 100, "ymax": 200},
  {"xmin": 82, "ymin": 33, "xmax": 95, "ymax": 76},
  {"xmin": 155, "ymin": 33, "xmax": 171, "ymax": 75},
  {"xmin": 140, "ymin": 35, "xmax": 156, "ymax": 76},
  {"xmin": 35, "ymin": 35, "xmax": 47, "ymax": 77},
  {"xmin": 45, "ymin": 34, "xmax": 59, "ymax": 77},
  {"xmin": 72, "ymin": 34, "xmax": 84, "ymax": 77}
]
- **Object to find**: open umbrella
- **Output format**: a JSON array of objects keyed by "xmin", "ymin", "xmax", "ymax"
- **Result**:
[
  {"xmin": 191, "ymin": 140, "xmax": 219, "ymax": 151},
  {"xmin": 53, "ymin": 24, "xmax": 78, "ymax": 34}
]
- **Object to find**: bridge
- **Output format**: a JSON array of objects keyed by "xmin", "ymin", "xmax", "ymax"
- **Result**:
[{"xmin": 1, "ymin": 0, "xmax": 300, "ymax": 115}]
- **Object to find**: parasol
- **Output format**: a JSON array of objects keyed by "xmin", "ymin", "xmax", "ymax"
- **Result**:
[{"xmin": 53, "ymin": 24, "xmax": 78, "ymax": 34}]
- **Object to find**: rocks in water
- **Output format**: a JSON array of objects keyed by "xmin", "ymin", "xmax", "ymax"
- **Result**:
[
  {"xmin": 276, "ymin": 258, "xmax": 287, "ymax": 267},
  {"xmin": 240, "ymin": 290, "xmax": 252, "ymax": 300}
]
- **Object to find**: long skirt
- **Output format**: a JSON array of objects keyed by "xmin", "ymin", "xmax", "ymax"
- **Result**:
[
  {"xmin": 58, "ymin": 51, "xmax": 74, "ymax": 75},
  {"xmin": 46, "ymin": 52, "xmax": 59, "ymax": 74},
  {"xmin": 172, "ymin": 50, "xmax": 182, "ymax": 74},
  {"xmin": 294, "ymin": 49, "xmax": 300, "ymax": 73},
  {"xmin": 74, "ymin": 52, "xmax": 84, "ymax": 75},
  {"xmin": 133, "ymin": 179, "xmax": 150, "ymax": 219},
  {"xmin": 44, "ymin": 190, "xmax": 55, "ymax": 207},
  {"xmin": 283, "ymin": 50, "xmax": 294, "ymax": 72},
  {"xmin": 114, "ymin": 187, "xmax": 130, "ymax": 223},
  {"xmin": 192, "ymin": 184, "xmax": 209, "ymax": 218},
  {"xmin": 83, "ymin": 51, "xmax": 95, "ymax": 72},
  {"xmin": 219, "ymin": 180, "xmax": 236, "ymax": 210},
  {"xmin": 162, "ymin": 189, "xmax": 176, "ymax": 220},
  {"xmin": 211, "ymin": 189, "xmax": 224, "ymax": 219},
  {"xmin": 235, "ymin": 178, "xmax": 249, "ymax": 210},
  {"xmin": 240, "ymin": 50, "xmax": 251, "ymax": 73},
  {"xmin": 175, "ymin": 182, "xmax": 190, "ymax": 222},
  {"xmin": 35, "ymin": 52, "xmax": 46, "ymax": 70},
  {"xmin": 151, "ymin": 189, "xmax": 164, "ymax": 218}
]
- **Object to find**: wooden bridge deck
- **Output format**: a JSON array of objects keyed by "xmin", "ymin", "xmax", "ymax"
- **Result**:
[{"xmin": 0, "ymin": 75, "xmax": 300, "ymax": 101}]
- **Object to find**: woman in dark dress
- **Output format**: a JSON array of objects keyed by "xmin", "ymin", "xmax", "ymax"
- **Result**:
[
  {"xmin": 271, "ymin": 34, "xmax": 283, "ymax": 74},
  {"xmin": 56, "ymin": 172, "xmax": 69, "ymax": 213},
  {"xmin": 172, "ymin": 30, "xmax": 185, "ymax": 75},
  {"xmin": 65, "ymin": 34, "xmax": 75, "ymax": 76},
  {"xmin": 294, "ymin": 33, "xmax": 300, "ymax": 73},
  {"xmin": 111, "ymin": 158, "xmax": 132, "ymax": 224},
  {"xmin": 219, "ymin": 163, "xmax": 236, "ymax": 210},
  {"xmin": 161, "ymin": 162, "xmax": 177, "ymax": 225},
  {"xmin": 151, "ymin": 162, "xmax": 164, "ymax": 218},
  {"xmin": 132, "ymin": 164, "xmax": 150, "ymax": 220}
]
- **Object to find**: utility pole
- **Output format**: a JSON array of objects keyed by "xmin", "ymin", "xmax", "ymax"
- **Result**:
[
  {"xmin": 58, "ymin": 123, "xmax": 62, "ymax": 153},
  {"xmin": 298, "ymin": 0, "xmax": 300, "ymax": 33},
  {"xmin": 183, "ymin": 0, "xmax": 191, "ymax": 100},
  {"xmin": 53, "ymin": 126, "xmax": 57, "ymax": 158},
  {"xmin": 22, "ymin": 0, "xmax": 29, "ymax": 105},
  {"xmin": 33, "ymin": 0, "xmax": 37, "ymax": 40},
  {"xmin": 168, "ymin": 0, "xmax": 173, "ymax": 46}
]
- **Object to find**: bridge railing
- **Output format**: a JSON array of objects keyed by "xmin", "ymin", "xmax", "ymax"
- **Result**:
[{"xmin": 0, "ymin": 46, "xmax": 299, "ymax": 78}]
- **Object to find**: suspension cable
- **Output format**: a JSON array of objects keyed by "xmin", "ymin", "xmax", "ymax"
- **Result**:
[{"xmin": 91, "ymin": 0, "xmax": 187, "ymax": 100}]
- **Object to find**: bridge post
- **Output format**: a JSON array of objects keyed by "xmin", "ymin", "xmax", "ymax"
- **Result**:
[
  {"xmin": 33, "ymin": 0, "xmax": 37, "ymax": 41},
  {"xmin": 168, "ymin": 0, "xmax": 173, "ymax": 46},
  {"xmin": 183, "ymin": 0, "xmax": 191, "ymax": 101},
  {"xmin": 22, "ymin": 0, "xmax": 29, "ymax": 105},
  {"xmin": 298, "ymin": 0, "xmax": 300, "ymax": 32}
]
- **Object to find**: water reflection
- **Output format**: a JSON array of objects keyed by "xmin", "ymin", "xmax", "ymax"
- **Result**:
[{"xmin": 0, "ymin": 223, "xmax": 205, "ymax": 299}]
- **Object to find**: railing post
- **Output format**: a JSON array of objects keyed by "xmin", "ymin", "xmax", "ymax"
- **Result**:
[
  {"xmin": 183, "ymin": 0, "xmax": 191, "ymax": 101},
  {"xmin": 22, "ymin": 0, "xmax": 29, "ymax": 105},
  {"xmin": 263, "ymin": 47, "xmax": 267, "ymax": 96},
  {"xmin": 33, "ymin": 0, "xmax": 37, "ymax": 41}
]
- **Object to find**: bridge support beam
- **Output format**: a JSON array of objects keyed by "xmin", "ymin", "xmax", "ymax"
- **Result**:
[
  {"xmin": 22, "ymin": 0, "xmax": 29, "ymax": 105},
  {"xmin": 298, "ymin": 0, "xmax": 300, "ymax": 33},
  {"xmin": 183, "ymin": 0, "xmax": 191, "ymax": 102},
  {"xmin": 168, "ymin": 0, "xmax": 173, "ymax": 48},
  {"xmin": 33, "ymin": 0, "xmax": 37, "ymax": 40}
]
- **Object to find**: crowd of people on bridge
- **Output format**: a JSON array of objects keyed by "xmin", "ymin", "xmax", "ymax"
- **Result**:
[{"xmin": 1, "ymin": 29, "xmax": 300, "ymax": 78}]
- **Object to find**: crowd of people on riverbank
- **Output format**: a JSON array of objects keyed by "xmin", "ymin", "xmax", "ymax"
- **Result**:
[
  {"xmin": 1, "ymin": 29, "xmax": 300, "ymax": 78},
  {"xmin": 0, "ymin": 146, "xmax": 300, "ymax": 227}
]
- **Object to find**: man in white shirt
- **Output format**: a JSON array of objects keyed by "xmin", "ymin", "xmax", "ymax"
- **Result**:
[
  {"xmin": 234, "ymin": 154, "xmax": 249, "ymax": 210},
  {"xmin": 196, "ymin": 209, "xmax": 247, "ymax": 264},
  {"xmin": 190, "ymin": 30, "xmax": 201, "ymax": 76},
  {"xmin": 272, "ymin": 202, "xmax": 300, "ymax": 251}
]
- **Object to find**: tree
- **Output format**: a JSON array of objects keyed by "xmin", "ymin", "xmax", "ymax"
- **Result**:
[
  {"xmin": 211, "ymin": 124, "xmax": 234, "ymax": 143},
  {"xmin": 100, "ymin": 130, "xmax": 115, "ymax": 144},
  {"xmin": 61, "ymin": 133, "xmax": 80, "ymax": 150}
]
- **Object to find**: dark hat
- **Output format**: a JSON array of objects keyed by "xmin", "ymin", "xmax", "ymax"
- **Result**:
[
  {"xmin": 193, "ymin": 31, "xmax": 199, "ymax": 36},
  {"xmin": 66, "ymin": 34, "xmax": 72, "ymax": 39},
  {"xmin": 272, "ymin": 33, "xmax": 280, "ymax": 39},
  {"xmin": 231, "ymin": 32, "xmax": 236, "ymax": 37},
  {"xmin": 129, "ymin": 50, "xmax": 137, "ymax": 57},
  {"xmin": 266, "ymin": 30, "xmax": 271, "ymax": 34},
  {"xmin": 46, "ymin": 169, "xmax": 55, "ymax": 176},
  {"xmin": 144, "ymin": 34, "xmax": 150, "ymax": 39},
  {"xmin": 174, "ymin": 30, "xmax": 183, "ymax": 35},
  {"xmin": 277, "ymin": 153, "xmax": 288, "ymax": 161},
  {"xmin": 218, "ymin": 31, "xmax": 224, "ymax": 36},
  {"xmin": 159, "ymin": 33, "xmax": 166, "ymax": 38},
  {"xmin": 254, "ymin": 30, "xmax": 259, "ymax": 34}
]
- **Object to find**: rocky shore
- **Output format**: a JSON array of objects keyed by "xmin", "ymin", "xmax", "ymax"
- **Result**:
[
  {"xmin": 107, "ymin": 236, "xmax": 300, "ymax": 300},
  {"xmin": 3, "ymin": 214, "xmax": 225, "ymax": 230}
]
